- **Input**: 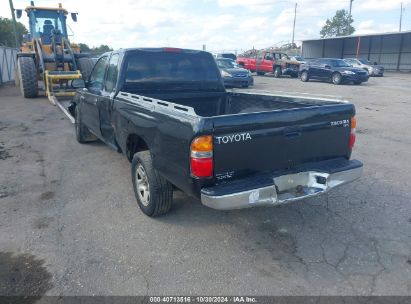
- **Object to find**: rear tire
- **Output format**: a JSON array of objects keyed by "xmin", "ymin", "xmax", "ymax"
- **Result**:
[
  {"xmin": 332, "ymin": 72, "xmax": 342, "ymax": 85},
  {"xmin": 273, "ymin": 66, "xmax": 282, "ymax": 78},
  {"xmin": 300, "ymin": 71, "xmax": 309, "ymax": 82},
  {"xmin": 256, "ymin": 71, "xmax": 265, "ymax": 76},
  {"xmin": 131, "ymin": 151, "xmax": 173, "ymax": 217},
  {"xmin": 75, "ymin": 105, "xmax": 97, "ymax": 143},
  {"xmin": 17, "ymin": 57, "xmax": 38, "ymax": 98},
  {"xmin": 77, "ymin": 57, "xmax": 95, "ymax": 80},
  {"xmin": 354, "ymin": 81, "xmax": 362, "ymax": 85}
]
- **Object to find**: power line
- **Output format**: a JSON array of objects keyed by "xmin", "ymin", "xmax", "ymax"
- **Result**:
[
  {"xmin": 8, "ymin": 0, "xmax": 19, "ymax": 48},
  {"xmin": 399, "ymin": 2, "xmax": 405, "ymax": 32},
  {"xmin": 292, "ymin": 3, "xmax": 297, "ymax": 44},
  {"xmin": 346, "ymin": 0, "xmax": 354, "ymax": 35}
]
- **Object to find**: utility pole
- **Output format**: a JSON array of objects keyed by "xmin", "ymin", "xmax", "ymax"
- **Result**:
[
  {"xmin": 399, "ymin": 2, "xmax": 404, "ymax": 32},
  {"xmin": 347, "ymin": 0, "xmax": 354, "ymax": 35},
  {"xmin": 8, "ymin": 0, "xmax": 19, "ymax": 48},
  {"xmin": 292, "ymin": 3, "xmax": 297, "ymax": 45}
]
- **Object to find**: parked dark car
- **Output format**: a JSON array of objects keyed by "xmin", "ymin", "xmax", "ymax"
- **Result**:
[
  {"xmin": 216, "ymin": 58, "xmax": 254, "ymax": 88},
  {"xmin": 71, "ymin": 48, "xmax": 362, "ymax": 217},
  {"xmin": 299, "ymin": 58, "xmax": 369, "ymax": 85}
]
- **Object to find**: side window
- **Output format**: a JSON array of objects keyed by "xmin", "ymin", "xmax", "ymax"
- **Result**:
[
  {"xmin": 89, "ymin": 56, "xmax": 108, "ymax": 89},
  {"xmin": 105, "ymin": 54, "xmax": 120, "ymax": 92},
  {"xmin": 264, "ymin": 53, "xmax": 273, "ymax": 60},
  {"xmin": 323, "ymin": 60, "xmax": 332, "ymax": 67},
  {"xmin": 274, "ymin": 53, "xmax": 281, "ymax": 60},
  {"xmin": 257, "ymin": 52, "xmax": 263, "ymax": 60}
]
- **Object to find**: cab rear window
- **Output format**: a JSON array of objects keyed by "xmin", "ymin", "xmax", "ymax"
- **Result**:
[{"xmin": 124, "ymin": 51, "xmax": 220, "ymax": 83}]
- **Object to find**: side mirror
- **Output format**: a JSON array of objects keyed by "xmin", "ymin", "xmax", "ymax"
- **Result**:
[
  {"xmin": 71, "ymin": 79, "xmax": 85, "ymax": 89},
  {"xmin": 71, "ymin": 13, "xmax": 78, "ymax": 22},
  {"xmin": 16, "ymin": 9, "xmax": 22, "ymax": 19}
]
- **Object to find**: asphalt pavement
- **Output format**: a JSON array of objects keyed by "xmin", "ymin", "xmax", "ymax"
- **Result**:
[{"xmin": 0, "ymin": 73, "xmax": 410, "ymax": 297}]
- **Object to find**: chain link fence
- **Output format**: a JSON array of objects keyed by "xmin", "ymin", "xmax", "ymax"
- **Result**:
[{"xmin": 0, "ymin": 46, "xmax": 18, "ymax": 85}]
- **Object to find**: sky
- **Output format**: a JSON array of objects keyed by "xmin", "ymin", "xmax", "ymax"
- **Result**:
[{"xmin": 1, "ymin": 0, "xmax": 410, "ymax": 53}]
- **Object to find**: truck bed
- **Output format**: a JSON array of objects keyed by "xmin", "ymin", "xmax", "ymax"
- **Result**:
[
  {"xmin": 117, "ymin": 90, "xmax": 354, "ymax": 184},
  {"xmin": 130, "ymin": 91, "xmax": 342, "ymax": 117}
]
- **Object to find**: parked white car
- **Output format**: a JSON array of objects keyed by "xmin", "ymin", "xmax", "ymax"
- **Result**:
[{"xmin": 344, "ymin": 58, "xmax": 384, "ymax": 76}]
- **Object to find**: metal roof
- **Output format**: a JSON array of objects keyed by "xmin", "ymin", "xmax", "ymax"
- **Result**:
[{"xmin": 302, "ymin": 30, "xmax": 411, "ymax": 42}]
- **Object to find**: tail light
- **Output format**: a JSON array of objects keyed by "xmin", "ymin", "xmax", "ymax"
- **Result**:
[
  {"xmin": 164, "ymin": 47, "xmax": 181, "ymax": 53},
  {"xmin": 349, "ymin": 116, "xmax": 356, "ymax": 149},
  {"xmin": 190, "ymin": 135, "xmax": 213, "ymax": 178}
]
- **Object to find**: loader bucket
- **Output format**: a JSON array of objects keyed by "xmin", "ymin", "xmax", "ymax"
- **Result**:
[{"xmin": 45, "ymin": 70, "xmax": 82, "ymax": 122}]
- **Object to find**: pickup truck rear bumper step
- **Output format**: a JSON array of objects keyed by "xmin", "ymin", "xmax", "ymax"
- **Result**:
[{"xmin": 201, "ymin": 159, "xmax": 363, "ymax": 210}]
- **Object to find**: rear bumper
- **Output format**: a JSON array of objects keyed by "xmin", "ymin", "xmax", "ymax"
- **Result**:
[
  {"xmin": 370, "ymin": 70, "xmax": 384, "ymax": 76},
  {"xmin": 201, "ymin": 159, "xmax": 363, "ymax": 210}
]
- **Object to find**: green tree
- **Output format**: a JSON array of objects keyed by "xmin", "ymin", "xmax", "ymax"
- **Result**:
[
  {"xmin": 78, "ymin": 43, "xmax": 112, "ymax": 54},
  {"xmin": 93, "ymin": 44, "xmax": 112, "ymax": 54},
  {"xmin": 320, "ymin": 10, "xmax": 355, "ymax": 38},
  {"xmin": 78, "ymin": 43, "xmax": 91, "ymax": 53},
  {"xmin": 0, "ymin": 17, "xmax": 28, "ymax": 47}
]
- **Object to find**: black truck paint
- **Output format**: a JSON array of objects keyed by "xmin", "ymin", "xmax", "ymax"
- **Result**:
[{"xmin": 73, "ymin": 48, "xmax": 363, "ymax": 216}]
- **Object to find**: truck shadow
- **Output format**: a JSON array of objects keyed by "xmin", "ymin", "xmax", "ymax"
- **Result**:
[{"xmin": 158, "ymin": 172, "xmax": 409, "ymax": 278}]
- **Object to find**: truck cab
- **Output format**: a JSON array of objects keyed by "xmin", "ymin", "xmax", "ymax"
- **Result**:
[
  {"xmin": 237, "ymin": 50, "xmax": 300, "ymax": 78},
  {"xmin": 256, "ymin": 51, "xmax": 300, "ymax": 77}
]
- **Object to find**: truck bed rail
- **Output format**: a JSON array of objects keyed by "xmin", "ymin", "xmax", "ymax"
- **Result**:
[{"xmin": 117, "ymin": 91, "xmax": 198, "ymax": 117}]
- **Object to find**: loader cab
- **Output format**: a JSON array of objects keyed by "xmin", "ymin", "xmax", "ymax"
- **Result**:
[{"xmin": 26, "ymin": 8, "xmax": 68, "ymax": 43}]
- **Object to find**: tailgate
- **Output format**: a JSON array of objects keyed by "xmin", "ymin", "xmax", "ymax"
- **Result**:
[{"xmin": 210, "ymin": 104, "xmax": 355, "ymax": 181}]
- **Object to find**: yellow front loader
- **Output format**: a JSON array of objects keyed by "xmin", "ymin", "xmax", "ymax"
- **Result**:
[{"xmin": 15, "ymin": 1, "xmax": 94, "ymax": 121}]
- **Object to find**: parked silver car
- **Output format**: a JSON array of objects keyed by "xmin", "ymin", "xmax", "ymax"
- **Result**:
[{"xmin": 344, "ymin": 58, "xmax": 384, "ymax": 76}]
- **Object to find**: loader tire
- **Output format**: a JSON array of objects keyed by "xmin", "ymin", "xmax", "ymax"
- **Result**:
[
  {"xmin": 17, "ymin": 57, "xmax": 38, "ymax": 98},
  {"xmin": 77, "ymin": 57, "xmax": 95, "ymax": 80}
]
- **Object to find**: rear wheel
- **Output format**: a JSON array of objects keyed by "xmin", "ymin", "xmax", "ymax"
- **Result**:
[
  {"xmin": 131, "ymin": 151, "xmax": 173, "ymax": 217},
  {"xmin": 354, "ymin": 81, "xmax": 362, "ymax": 85},
  {"xmin": 273, "ymin": 66, "xmax": 282, "ymax": 78},
  {"xmin": 332, "ymin": 72, "xmax": 342, "ymax": 85},
  {"xmin": 17, "ymin": 57, "xmax": 38, "ymax": 98},
  {"xmin": 300, "ymin": 71, "xmax": 309, "ymax": 82},
  {"xmin": 77, "ymin": 57, "xmax": 95, "ymax": 80},
  {"xmin": 256, "ymin": 71, "xmax": 265, "ymax": 76}
]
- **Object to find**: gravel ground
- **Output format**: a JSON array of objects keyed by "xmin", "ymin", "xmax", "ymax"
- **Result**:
[{"xmin": 0, "ymin": 73, "xmax": 410, "ymax": 297}]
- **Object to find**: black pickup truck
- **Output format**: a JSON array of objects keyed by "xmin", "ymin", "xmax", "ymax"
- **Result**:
[{"xmin": 71, "ymin": 47, "xmax": 363, "ymax": 217}]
